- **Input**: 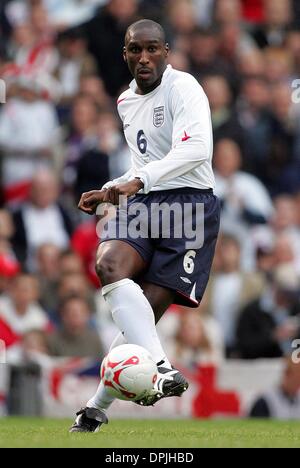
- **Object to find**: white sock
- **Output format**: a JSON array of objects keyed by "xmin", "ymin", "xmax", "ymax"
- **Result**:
[
  {"xmin": 110, "ymin": 332, "xmax": 172, "ymax": 368},
  {"xmin": 87, "ymin": 333, "xmax": 126, "ymax": 411},
  {"xmin": 109, "ymin": 332, "xmax": 126, "ymax": 351},
  {"xmin": 87, "ymin": 380, "xmax": 114, "ymax": 411},
  {"xmin": 102, "ymin": 278, "xmax": 171, "ymax": 366}
]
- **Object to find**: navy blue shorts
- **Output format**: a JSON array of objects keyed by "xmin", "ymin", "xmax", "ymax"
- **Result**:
[{"xmin": 101, "ymin": 188, "xmax": 220, "ymax": 307}]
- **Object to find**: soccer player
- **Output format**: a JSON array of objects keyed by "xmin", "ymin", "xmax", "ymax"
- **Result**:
[{"xmin": 70, "ymin": 19, "xmax": 220, "ymax": 432}]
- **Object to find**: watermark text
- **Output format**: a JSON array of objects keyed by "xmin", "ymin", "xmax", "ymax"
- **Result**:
[
  {"xmin": 0, "ymin": 79, "xmax": 6, "ymax": 104},
  {"xmin": 292, "ymin": 339, "xmax": 300, "ymax": 364},
  {"xmin": 96, "ymin": 197, "xmax": 205, "ymax": 249},
  {"xmin": 291, "ymin": 79, "xmax": 300, "ymax": 104}
]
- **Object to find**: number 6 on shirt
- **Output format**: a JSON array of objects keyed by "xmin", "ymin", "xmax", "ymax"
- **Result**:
[{"xmin": 137, "ymin": 130, "xmax": 147, "ymax": 154}]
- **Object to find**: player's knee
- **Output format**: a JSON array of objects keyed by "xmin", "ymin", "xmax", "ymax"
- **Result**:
[{"xmin": 96, "ymin": 253, "xmax": 122, "ymax": 286}]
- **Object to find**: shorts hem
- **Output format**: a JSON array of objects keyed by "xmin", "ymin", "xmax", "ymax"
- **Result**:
[
  {"xmin": 100, "ymin": 238, "xmax": 152, "ymax": 263},
  {"xmin": 142, "ymin": 278, "xmax": 200, "ymax": 308}
]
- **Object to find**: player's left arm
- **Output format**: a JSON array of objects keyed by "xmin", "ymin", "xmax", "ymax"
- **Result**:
[{"xmin": 135, "ymin": 78, "xmax": 213, "ymax": 193}]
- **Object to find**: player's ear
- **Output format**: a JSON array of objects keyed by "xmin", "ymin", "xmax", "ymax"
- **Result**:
[
  {"xmin": 123, "ymin": 47, "xmax": 127, "ymax": 63},
  {"xmin": 165, "ymin": 43, "xmax": 170, "ymax": 58}
]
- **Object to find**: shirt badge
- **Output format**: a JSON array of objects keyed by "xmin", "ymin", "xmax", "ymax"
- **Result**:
[{"xmin": 153, "ymin": 106, "xmax": 165, "ymax": 128}]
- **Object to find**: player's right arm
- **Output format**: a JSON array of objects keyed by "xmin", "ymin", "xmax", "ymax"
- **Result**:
[
  {"xmin": 78, "ymin": 189, "xmax": 109, "ymax": 215},
  {"xmin": 78, "ymin": 92, "xmax": 135, "ymax": 215},
  {"xmin": 78, "ymin": 169, "xmax": 135, "ymax": 214}
]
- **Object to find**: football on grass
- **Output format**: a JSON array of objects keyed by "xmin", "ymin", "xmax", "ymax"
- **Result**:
[{"xmin": 101, "ymin": 344, "xmax": 158, "ymax": 401}]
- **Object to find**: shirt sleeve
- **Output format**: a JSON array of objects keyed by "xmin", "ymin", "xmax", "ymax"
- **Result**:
[
  {"xmin": 101, "ymin": 169, "xmax": 134, "ymax": 190},
  {"xmin": 101, "ymin": 93, "xmax": 134, "ymax": 189},
  {"xmin": 135, "ymin": 77, "xmax": 213, "ymax": 194}
]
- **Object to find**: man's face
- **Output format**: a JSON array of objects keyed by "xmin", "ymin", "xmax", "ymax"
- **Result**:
[{"xmin": 124, "ymin": 28, "xmax": 169, "ymax": 94}]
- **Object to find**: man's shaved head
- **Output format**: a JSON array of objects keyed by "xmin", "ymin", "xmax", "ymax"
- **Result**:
[
  {"xmin": 124, "ymin": 19, "xmax": 169, "ymax": 95},
  {"xmin": 125, "ymin": 19, "xmax": 166, "ymax": 45}
]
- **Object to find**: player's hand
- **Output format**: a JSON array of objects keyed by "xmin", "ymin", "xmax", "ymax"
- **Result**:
[
  {"xmin": 78, "ymin": 190, "xmax": 108, "ymax": 215},
  {"xmin": 102, "ymin": 179, "xmax": 144, "ymax": 206},
  {"xmin": 78, "ymin": 179, "xmax": 144, "ymax": 214}
]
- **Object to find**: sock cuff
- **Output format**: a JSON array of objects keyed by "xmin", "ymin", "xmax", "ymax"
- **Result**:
[{"xmin": 102, "ymin": 278, "xmax": 136, "ymax": 297}]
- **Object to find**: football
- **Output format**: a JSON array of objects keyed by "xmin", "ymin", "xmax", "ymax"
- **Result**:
[{"xmin": 100, "ymin": 344, "xmax": 158, "ymax": 401}]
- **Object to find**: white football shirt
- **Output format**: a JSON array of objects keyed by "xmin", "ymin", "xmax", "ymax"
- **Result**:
[{"xmin": 104, "ymin": 65, "xmax": 215, "ymax": 193}]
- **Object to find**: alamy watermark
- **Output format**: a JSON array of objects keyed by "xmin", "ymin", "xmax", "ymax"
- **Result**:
[
  {"xmin": 292, "ymin": 339, "xmax": 300, "ymax": 364},
  {"xmin": 291, "ymin": 79, "xmax": 300, "ymax": 104},
  {"xmin": 96, "ymin": 196, "xmax": 205, "ymax": 250},
  {"xmin": 0, "ymin": 79, "xmax": 6, "ymax": 104},
  {"xmin": 0, "ymin": 340, "xmax": 6, "ymax": 364}
]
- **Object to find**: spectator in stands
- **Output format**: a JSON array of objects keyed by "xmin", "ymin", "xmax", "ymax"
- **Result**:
[
  {"xmin": 214, "ymin": 0, "xmax": 243, "ymax": 25},
  {"xmin": 167, "ymin": 49, "xmax": 189, "ymax": 72},
  {"xmin": 57, "ymin": 272, "xmax": 95, "ymax": 311},
  {"xmin": 166, "ymin": 0, "xmax": 198, "ymax": 50},
  {"xmin": 265, "ymin": 82, "xmax": 300, "ymax": 195},
  {"xmin": 0, "ymin": 79, "xmax": 60, "ymax": 204},
  {"xmin": 207, "ymin": 234, "xmax": 265, "ymax": 356},
  {"xmin": 48, "ymin": 295, "xmax": 104, "ymax": 357},
  {"xmin": 71, "ymin": 219, "xmax": 100, "ymax": 287},
  {"xmin": 202, "ymin": 75, "xmax": 244, "ymax": 147},
  {"xmin": 59, "ymin": 249, "xmax": 85, "ymax": 277},
  {"xmin": 82, "ymin": 0, "xmax": 139, "ymax": 97},
  {"xmin": 30, "ymin": 0, "xmax": 55, "ymax": 41},
  {"xmin": 0, "ymin": 254, "xmax": 20, "ymax": 294},
  {"xmin": 286, "ymin": 27, "xmax": 300, "ymax": 75},
  {"xmin": 36, "ymin": 243, "xmax": 61, "ymax": 312},
  {"xmin": 58, "ymin": 271, "xmax": 91, "ymax": 297},
  {"xmin": 236, "ymin": 76, "xmax": 273, "ymax": 177},
  {"xmin": 237, "ymin": 48, "xmax": 265, "ymax": 76},
  {"xmin": 188, "ymin": 27, "xmax": 237, "ymax": 88},
  {"xmin": 236, "ymin": 264, "xmax": 300, "ymax": 359},
  {"xmin": 218, "ymin": 20, "xmax": 257, "ymax": 66},
  {"xmin": 96, "ymin": 110, "xmax": 130, "ymax": 180},
  {"xmin": 73, "ymin": 130, "xmax": 110, "ymax": 202},
  {"xmin": 63, "ymin": 94, "xmax": 100, "ymax": 195},
  {"xmin": 0, "ymin": 209, "xmax": 20, "ymax": 294},
  {"xmin": 3, "ymin": 2, "xmax": 58, "ymax": 99},
  {"xmin": 45, "ymin": 271, "xmax": 94, "ymax": 325},
  {"xmin": 251, "ymin": 195, "xmax": 300, "ymax": 273},
  {"xmin": 274, "ymin": 233, "xmax": 299, "ymax": 272},
  {"xmin": 54, "ymin": 29, "xmax": 98, "ymax": 105},
  {"xmin": 191, "ymin": 0, "xmax": 215, "ymax": 27},
  {"xmin": 249, "ymin": 358, "xmax": 300, "ymax": 419},
  {"xmin": 79, "ymin": 75, "xmax": 111, "ymax": 110},
  {"xmin": 0, "ymin": 273, "xmax": 50, "ymax": 345},
  {"xmin": 255, "ymin": 245, "xmax": 276, "ymax": 279},
  {"xmin": 19, "ymin": 328, "xmax": 49, "ymax": 356},
  {"xmin": 159, "ymin": 295, "xmax": 224, "ymax": 368},
  {"xmin": 214, "ymin": 0, "xmax": 259, "ymax": 82},
  {"xmin": 214, "ymin": 139, "xmax": 274, "ymax": 237},
  {"xmin": 12, "ymin": 170, "xmax": 73, "ymax": 269},
  {"xmin": 139, "ymin": 0, "xmax": 165, "ymax": 25},
  {"xmin": 6, "ymin": 329, "xmax": 50, "ymax": 365},
  {"xmin": 0, "ymin": 209, "xmax": 17, "ymax": 263},
  {"xmin": 241, "ymin": 0, "xmax": 264, "ymax": 24},
  {"xmin": 264, "ymin": 47, "xmax": 294, "ymax": 83},
  {"xmin": 252, "ymin": 0, "xmax": 292, "ymax": 49},
  {"xmin": 0, "ymin": 1, "xmax": 12, "ymax": 55},
  {"xmin": 0, "ymin": 208, "xmax": 15, "ymax": 245}
]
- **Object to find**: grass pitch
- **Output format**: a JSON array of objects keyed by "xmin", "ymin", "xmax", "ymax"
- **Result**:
[{"xmin": 0, "ymin": 418, "xmax": 300, "ymax": 448}]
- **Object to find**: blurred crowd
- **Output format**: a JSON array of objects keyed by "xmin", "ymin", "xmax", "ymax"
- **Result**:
[{"xmin": 1, "ymin": 0, "xmax": 300, "ymax": 377}]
